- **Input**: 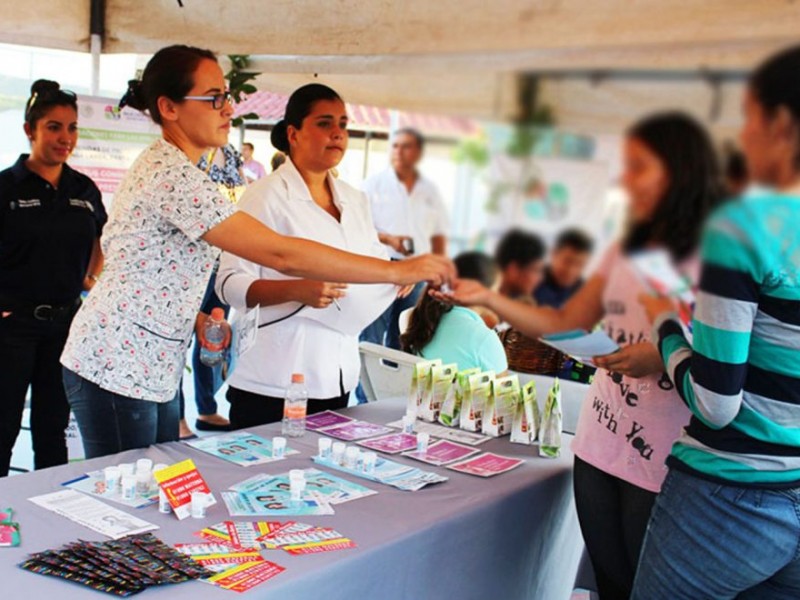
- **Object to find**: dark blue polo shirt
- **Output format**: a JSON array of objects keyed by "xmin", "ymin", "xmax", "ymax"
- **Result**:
[
  {"xmin": 533, "ymin": 267, "xmax": 583, "ymax": 309},
  {"xmin": 0, "ymin": 155, "xmax": 107, "ymax": 305}
]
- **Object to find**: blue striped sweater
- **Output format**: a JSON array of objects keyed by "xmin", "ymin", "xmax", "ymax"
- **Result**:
[{"xmin": 655, "ymin": 190, "xmax": 800, "ymax": 488}]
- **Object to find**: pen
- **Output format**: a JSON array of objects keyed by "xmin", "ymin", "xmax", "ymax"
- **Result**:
[{"xmin": 333, "ymin": 298, "xmax": 341, "ymax": 311}]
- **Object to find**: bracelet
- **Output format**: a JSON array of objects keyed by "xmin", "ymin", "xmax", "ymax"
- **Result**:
[{"xmin": 88, "ymin": 274, "xmax": 100, "ymax": 282}]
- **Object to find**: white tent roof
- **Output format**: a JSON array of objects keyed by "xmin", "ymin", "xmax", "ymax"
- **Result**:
[{"xmin": 0, "ymin": 0, "xmax": 797, "ymax": 129}]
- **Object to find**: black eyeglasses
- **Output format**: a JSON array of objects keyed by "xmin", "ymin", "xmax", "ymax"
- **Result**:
[
  {"xmin": 183, "ymin": 91, "xmax": 233, "ymax": 110},
  {"xmin": 26, "ymin": 88, "xmax": 78, "ymax": 119}
]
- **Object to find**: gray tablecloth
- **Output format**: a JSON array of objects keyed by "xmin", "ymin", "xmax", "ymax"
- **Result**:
[{"xmin": 1, "ymin": 398, "xmax": 586, "ymax": 599}]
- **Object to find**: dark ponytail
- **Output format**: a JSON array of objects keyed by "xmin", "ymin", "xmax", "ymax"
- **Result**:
[
  {"xmin": 25, "ymin": 79, "xmax": 78, "ymax": 128},
  {"xmin": 750, "ymin": 45, "xmax": 800, "ymax": 168},
  {"xmin": 272, "ymin": 83, "xmax": 343, "ymax": 154},
  {"xmin": 118, "ymin": 44, "xmax": 217, "ymax": 125},
  {"xmin": 623, "ymin": 111, "xmax": 724, "ymax": 261},
  {"xmin": 401, "ymin": 252, "xmax": 498, "ymax": 356}
]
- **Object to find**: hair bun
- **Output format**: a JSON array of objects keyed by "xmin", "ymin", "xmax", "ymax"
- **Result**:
[
  {"xmin": 119, "ymin": 79, "xmax": 147, "ymax": 111},
  {"xmin": 270, "ymin": 119, "xmax": 290, "ymax": 153},
  {"xmin": 30, "ymin": 79, "xmax": 60, "ymax": 95}
]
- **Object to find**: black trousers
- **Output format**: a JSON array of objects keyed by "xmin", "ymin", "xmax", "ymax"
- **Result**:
[
  {"xmin": 573, "ymin": 456, "xmax": 657, "ymax": 600},
  {"xmin": 227, "ymin": 376, "xmax": 350, "ymax": 430},
  {"xmin": 0, "ymin": 313, "xmax": 73, "ymax": 476}
]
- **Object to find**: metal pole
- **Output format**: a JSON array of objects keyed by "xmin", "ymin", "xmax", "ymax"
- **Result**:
[{"xmin": 90, "ymin": 0, "xmax": 105, "ymax": 96}]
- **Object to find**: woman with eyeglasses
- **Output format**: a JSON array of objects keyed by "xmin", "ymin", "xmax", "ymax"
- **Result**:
[
  {"xmin": 60, "ymin": 45, "xmax": 454, "ymax": 459},
  {"xmin": 0, "ymin": 80, "xmax": 106, "ymax": 476}
]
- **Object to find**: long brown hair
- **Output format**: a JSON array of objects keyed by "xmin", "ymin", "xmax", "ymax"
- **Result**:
[{"xmin": 401, "ymin": 252, "xmax": 497, "ymax": 356}]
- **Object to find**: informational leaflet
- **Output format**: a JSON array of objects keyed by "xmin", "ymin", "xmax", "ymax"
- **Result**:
[
  {"xmin": 305, "ymin": 410, "xmax": 355, "ymax": 431},
  {"xmin": 257, "ymin": 522, "xmax": 356, "ymax": 556},
  {"xmin": 153, "ymin": 460, "xmax": 216, "ymax": 520},
  {"xmin": 357, "ymin": 432, "xmax": 418, "ymax": 454},
  {"xmin": 386, "ymin": 418, "xmax": 492, "ymax": 445},
  {"xmin": 446, "ymin": 453, "xmax": 525, "ymax": 478},
  {"xmin": 402, "ymin": 440, "xmax": 480, "ymax": 466},
  {"xmin": 175, "ymin": 542, "xmax": 285, "ymax": 593},
  {"xmin": 184, "ymin": 431, "xmax": 299, "ymax": 467},
  {"xmin": 195, "ymin": 521, "xmax": 288, "ymax": 550},
  {"xmin": 62, "ymin": 470, "xmax": 159, "ymax": 508},
  {"xmin": 317, "ymin": 420, "xmax": 393, "ymax": 441},
  {"xmin": 221, "ymin": 492, "xmax": 334, "ymax": 517},
  {"xmin": 0, "ymin": 508, "xmax": 20, "ymax": 547},
  {"xmin": 28, "ymin": 489, "xmax": 158, "ymax": 539},
  {"xmin": 227, "ymin": 304, "xmax": 260, "ymax": 378},
  {"xmin": 539, "ymin": 329, "xmax": 619, "ymax": 365},
  {"xmin": 230, "ymin": 468, "xmax": 376, "ymax": 505},
  {"xmin": 312, "ymin": 455, "xmax": 448, "ymax": 491}
]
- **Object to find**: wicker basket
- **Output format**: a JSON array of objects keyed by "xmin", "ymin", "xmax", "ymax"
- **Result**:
[{"xmin": 499, "ymin": 328, "xmax": 568, "ymax": 375}]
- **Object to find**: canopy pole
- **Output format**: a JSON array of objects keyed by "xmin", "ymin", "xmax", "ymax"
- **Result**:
[{"xmin": 90, "ymin": 0, "xmax": 105, "ymax": 96}]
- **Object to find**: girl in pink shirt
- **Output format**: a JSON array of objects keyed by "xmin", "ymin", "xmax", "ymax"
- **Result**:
[{"xmin": 440, "ymin": 112, "xmax": 723, "ymax": 599}]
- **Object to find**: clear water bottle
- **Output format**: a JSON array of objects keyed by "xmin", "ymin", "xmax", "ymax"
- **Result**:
[
  {"xmin": 199, "ymin": 307, "xmax": 230, "ymax": 367},
  {"xmin": 282, "ymin": 373, "xmax": 308, "ymax": 437}
]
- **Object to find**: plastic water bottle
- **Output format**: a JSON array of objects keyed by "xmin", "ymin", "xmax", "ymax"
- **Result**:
[
  {"xmin": 282, "ymin": 373, "xmax": 308, "ymax": 437},
  {"xmin": 199, "ymin": 307, "xmax": 230, "ymax": 367}
]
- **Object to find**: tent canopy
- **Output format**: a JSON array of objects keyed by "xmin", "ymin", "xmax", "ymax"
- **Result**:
[{"xmin": 0, "ymin": 0, "xmax": 797, "ymax": 129}]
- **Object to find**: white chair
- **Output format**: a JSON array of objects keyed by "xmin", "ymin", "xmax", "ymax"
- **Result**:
[{"xmin": 358, "ymin": 342, "xmax": 423, "ymax": 403}]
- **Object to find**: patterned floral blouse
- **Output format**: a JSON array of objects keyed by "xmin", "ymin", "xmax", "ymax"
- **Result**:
[{"xmin": 61, "ymin": 139, "xmax": 235, "ymax": 402}]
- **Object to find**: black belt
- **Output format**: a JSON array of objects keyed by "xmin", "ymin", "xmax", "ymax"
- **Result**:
[{"xmin": 2, "ymin": 298, "xmax": 81, "ymax": 322}]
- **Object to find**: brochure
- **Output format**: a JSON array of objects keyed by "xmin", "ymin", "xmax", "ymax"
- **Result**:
[
  {"xmin": 313, "ymin": 455, "xmax": 448, "ymax": 492},
  {"xmin": 446, "ymin": 453, "xmax": 525, "ymax": 477},
  {"xmin": 184, "ymin": 431, "xmax": 299, "ymax": 467},
  {"xmin": 386, "ymin": 418, "xmax": 492, "ymax": 445},
  {"xmin": 62, "ymin": 469, "xmax": 159, "ymax": 508},
  {"xmin": 317, "ymin": 420, "xmax": 393, "ymax": 441},
  {"xmin": 28, "ymin": 489, "xmax": 158, "ymax": 539},
  {"xmin": 153, "ymin": 459, "xmax": 216, "ymax": 520},
  {"xmin": 357, "ymin": 432, "xmax": 418, "ymax": 454},
  {"xmin": 483, "ymin": 374, "xmax": 521, "ymax": 437},
  {"xmin": 539, "ymin": 330, "xmax": 619, "ymax": 366},
  {"xmin": 402, "ymin": 440, "xmax": 479, "ymax": 466},
  {"xmin": 305, "ymin": 410, "xmax": 355, "ymax": 431},
  {"xmin": 229, "ymin": 468, "xmax": 376, "ymax": 505},
  {"xmin": 460, "ymin": 371, "xmax": 495, "ymax": 432},
  {"xmin": 439, "ymin": 367, "xmax": 480, "ymax": 427},
  {"xmin": 510, "ymin": 380, "xmax": 539, "ymax": 445},
  {"xmin": 408, "ymin": 359, "xmax": 441, "ymax": 416},
  {"xmin": 221, "ymin": 492, "xmax": 334, "ymax": 517},
  {"xmin": 418, "ymin": 363, "xmax": 457, "ymax": 422}
]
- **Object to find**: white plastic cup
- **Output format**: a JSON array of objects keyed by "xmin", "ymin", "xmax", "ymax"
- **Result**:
[
  {"xmin": 332, "ymin": 442, "xmax": 346, "ymax": 465},
  {"xmin": 104, "ymin": 466, "xmax": 121, "ymax": 494},
  {"xmin": 158, "ymin": 488, "xmax": 171, "ymax": 514},
  {"xmin": 402, "ymin": 415, "xmax": 415, "ymax": 434},
  {"xmin": 191, "ymin": 491, "xmax": 208, "ymax": 519},
  {"xmin": 318, "ymin": 437, "xmax": 332, "ymax": 459},
  {"xmin": 135, "ymin": 458, "xmax": 153, "ymax": 474},
  {"xmin": 362, "ymin": 451, "xmax": 377, "ymax": 475},
  {"xmin": 121, "ymin": 475, "xmax": 137, "ymax": 500},
  {"xmin": 272, "ymin": 436, "xmax": 287, "ymax": 459},
  {"xmin": 290, "ymin": 478, "xmax": 306, "ymax": 502},
  {"xmin": 416, "ymin": 432, "xmax": 430, "ymax": 453},
  {"xmin": 344, "ymin": 446, "xmax": 360, "ymax": 469}
]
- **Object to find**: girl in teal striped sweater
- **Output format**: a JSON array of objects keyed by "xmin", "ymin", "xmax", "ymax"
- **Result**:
[{"xmin": 634, "ymin": 45, "xmax": 800, "ymax": 599}]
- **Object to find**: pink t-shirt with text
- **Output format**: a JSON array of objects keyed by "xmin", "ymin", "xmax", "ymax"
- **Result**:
[{"xmin": 571, "ymin": 243, "xmax": 695, "ymax": 493}]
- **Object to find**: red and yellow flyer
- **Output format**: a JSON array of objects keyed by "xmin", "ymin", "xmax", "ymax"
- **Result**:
[{"xmin": 154, "ymin": 459, "xmax": 215, "ymax": 520}]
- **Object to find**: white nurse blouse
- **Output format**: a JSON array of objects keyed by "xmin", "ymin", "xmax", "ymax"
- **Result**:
[{"xmin": 216, "ymin": 159, "xmax": 396, "ymax": 399}]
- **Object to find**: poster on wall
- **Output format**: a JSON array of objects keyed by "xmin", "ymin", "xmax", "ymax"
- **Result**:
[
  {"xmin": 483, "ymin": 156, "xmax": 614, "ymax": 260},
  {"xmin": 70, "ymin": 95, "xmax": 161, "ymax": 209}
]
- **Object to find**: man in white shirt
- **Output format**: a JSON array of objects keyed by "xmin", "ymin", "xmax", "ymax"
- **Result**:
[{"xmin": 359, "ymin": 128, "xmax": 449, "ymax": 352}]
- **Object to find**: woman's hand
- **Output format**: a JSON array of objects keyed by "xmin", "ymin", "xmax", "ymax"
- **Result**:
[
  {"xmin": 639, "ymin": 293, "xmax": 678, "ymax": 323},
  {"xmin": 296, "ymin": 281, "xmax": 348, "ymax": 309},
  {"xmin": 593, "ymin": 342, "xmax": 664, "ymax": 378},
  {"xmin": 392, "ymin": 254, "xmax": 456, "ymax": 287},
  {"xmin": 429, "ymin": 278, "xmax": 492, "ymax": 307}
]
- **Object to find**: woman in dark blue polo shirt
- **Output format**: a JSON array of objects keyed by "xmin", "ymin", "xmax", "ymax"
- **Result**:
[{"xmin": 0, "ymin": 80, "xmax": 106, "ymax": 476}]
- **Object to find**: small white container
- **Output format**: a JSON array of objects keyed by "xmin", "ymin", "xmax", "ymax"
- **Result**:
[
  {"xmin": 318, "ymin": 437, "xmax": 332, "ymax": 459},
  {"xmin": 344, "ymin": 446, "xmax": 360, "ymax": 469},
  {"xmin": 121, "ymin": 475, "xmax": 137, "ymax": 500},
  {"xmin": 136, "ymin": 469, "xmax": 152, "ymax": 496},
  {"xmin": 402, "ymin": 415, "xmax": 415, "ymax": 434},
  {"xmin": 104, "ymin": 466, "xmax": 121, "ymax": 494},
  {"xmin": 158, "ymin": 488, "xmax": 171, "ymax": 514},
  {"xmin": 362, "ymin": 451, "xmax": 377, "ymax": 475},
  {"xmin": 191, "ymin": 491, "xmax": 209, "ymax": 519},
  {"xmin": 331, "ymin": 442, "xmax": 346, "ymax": 465},
  {"xmin": 135, "ymin": 458, "xmax": 153, "ymax": 474},
  {"xmin": 289, "ymin": 470, "xmax": 306, "ymax": 502},
  {"xmin": 272, "ymin": 436, "xmax": 287, "ymax": 459},
  {"xmin": 416, "ymin": 432, "xmax": 430, "ymax": 454}
]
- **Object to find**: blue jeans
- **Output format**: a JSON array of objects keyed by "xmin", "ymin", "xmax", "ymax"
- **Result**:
[
  {"xmin": 632, "ymin": 467, "xmax": 800, "ymax": 600},
  {"xmin": 63, "ymin": 368, "xmax": 179, "ymax": 459},
  {"xmin": 355, "ymin": 281, "xmax": 424, "ymax": 403}
]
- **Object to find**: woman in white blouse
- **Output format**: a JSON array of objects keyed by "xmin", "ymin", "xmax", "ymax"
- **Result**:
[
  {"xmin": 217, "ymin": 84, "xmax": 398, "ymax": 427},
  {"xmin": 60, "ymin": 46, "xmax": 453, "ymax": 459}
]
